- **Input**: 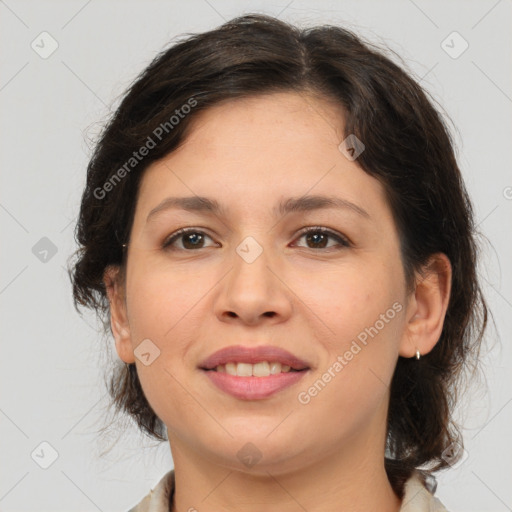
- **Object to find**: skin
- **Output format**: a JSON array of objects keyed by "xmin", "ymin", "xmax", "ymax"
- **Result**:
[{"xmin": 104, "ymin": 92, "xmax": 451, "ymax": 512}]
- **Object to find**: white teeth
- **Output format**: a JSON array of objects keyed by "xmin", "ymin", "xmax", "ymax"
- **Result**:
[
  {"xmin": 216, "ymin": 361, "xmax": 294, "ymax": 376},
  {"xmin": 225, "ymin": 362, "xmax": 237, "ymax": 375},
  {"xmin": 236, "ymin": 363, "xmax": 253, "ymax": 377},
  {"xmin": 269, "ymin": 362, "xmax": 280, "ymax": 375},
  {"xmin": 253, "ymin": 361, "xmax": 270, "ymax": 377}
]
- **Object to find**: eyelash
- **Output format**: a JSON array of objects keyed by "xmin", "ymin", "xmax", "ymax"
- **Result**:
[{"xmin": 161, "ymin": 226, "xmax": 351, "ymax": 252}]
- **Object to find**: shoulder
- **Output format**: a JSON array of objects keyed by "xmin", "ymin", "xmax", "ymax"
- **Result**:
[
  {"xmin": 399, "ymin": 470, "xmax": 450, "ymax": 512},
  {"xmin": 125, "ymin": 469, "xmax": 175, "ymax": 512}
]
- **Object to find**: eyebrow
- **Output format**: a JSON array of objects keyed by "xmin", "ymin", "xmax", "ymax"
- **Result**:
[{"xmin": 146, "ymin": 194, "xmax": 370, "ymax": 222}]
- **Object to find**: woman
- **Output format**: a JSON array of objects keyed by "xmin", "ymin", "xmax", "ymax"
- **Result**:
[{"xmin": 70, "ymin": 14, "xmax": 488, "ymax": 512}]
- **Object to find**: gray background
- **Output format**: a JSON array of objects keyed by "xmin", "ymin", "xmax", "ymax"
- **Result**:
[{"xmin": 1, "ymin": 1, "xmax": 511, "ymax": 511}]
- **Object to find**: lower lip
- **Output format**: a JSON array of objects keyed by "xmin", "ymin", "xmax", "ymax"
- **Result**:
[{"xmin": 202, "ymin": 369, "xmax": 308, "ymax": 400}]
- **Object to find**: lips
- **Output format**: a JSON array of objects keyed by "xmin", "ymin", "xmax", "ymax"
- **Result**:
[
  {"xmin": 199, "ymin": 345, "xmax": 310, "ymax": 371},
  {"xmin": 203, "ymin": 370, "xmax": 308, "ymax": 400},
  {"xmin": 199, "ymin": 345, "xmax": 311, "ymax": 400}
]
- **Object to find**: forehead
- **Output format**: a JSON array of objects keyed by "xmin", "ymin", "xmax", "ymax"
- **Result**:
[
  {"xmin": 134, "ymin": 91, "xmax": 392, "ymax": 229},
  {"xmin": 182, "ymin": 91, "xmax": 346, "ymax": 150}
]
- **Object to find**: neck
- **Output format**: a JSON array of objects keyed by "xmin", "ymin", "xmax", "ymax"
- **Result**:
[{"xmin": 168, "ymin": 429, "xmax": 402, "ymax": 512}]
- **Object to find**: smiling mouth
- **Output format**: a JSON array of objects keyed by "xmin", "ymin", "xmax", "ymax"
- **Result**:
[
  {"xmin": 201, "ymin": 363, "xmax": 309, "ymax": 400},
  {"xmin": 202, "ymin": 361, "xmax": 307, "ymax": 377}
]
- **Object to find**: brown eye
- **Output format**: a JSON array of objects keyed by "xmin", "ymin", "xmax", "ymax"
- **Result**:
[
  {"xmin": 162, "ymin": 229, "xmax": 216, "ymax": 251},
  {"xmin": 294, "ymin": 227, "xmax": 350, "ymax": 250},
  {"xmin": 162, "ymin": 226, "xmax": 350, "ymax": 252}
]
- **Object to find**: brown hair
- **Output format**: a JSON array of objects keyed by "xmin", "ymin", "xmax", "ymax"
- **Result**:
[{"xmin": 69, "ymin": 14, "xmax": 488, "ymax": 498}]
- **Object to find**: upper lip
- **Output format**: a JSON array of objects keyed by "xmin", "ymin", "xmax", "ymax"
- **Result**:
[{"xmin": 199, "ymin": 345, "xmax": 310, "ymax": 371}]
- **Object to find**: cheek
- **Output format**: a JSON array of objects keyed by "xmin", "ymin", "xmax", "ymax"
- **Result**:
[
  {"xmin": 295, "ymin": 298, "xmax": 403, "ymax": 444},
  {"xmin": 126, "ymin": 261, "xmax": 209, "ymax": 342},
  {"xmin": 296, "ymin": 260, "xmax": 405, "ymax": 407},
  {"xmin": 296, "ymin": 262, "xmax": 402, "ymax": 343},
  {"xmin": 125, "ymin": 266, "xmax": 206, "ymax": 425}
]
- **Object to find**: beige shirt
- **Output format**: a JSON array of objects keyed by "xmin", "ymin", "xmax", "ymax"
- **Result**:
[{"xmin": 127, "ymin": 469, "xmax": 449, "ymax": 512}]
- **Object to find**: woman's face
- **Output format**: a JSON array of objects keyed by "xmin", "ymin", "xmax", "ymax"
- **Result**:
[{"xmin": 113, "ymin": 92, "xmax": 414, "ymax": 473}]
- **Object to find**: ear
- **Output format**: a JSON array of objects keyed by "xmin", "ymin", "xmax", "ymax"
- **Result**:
[
  {"xmin": 103, "ymin": 265, "xmax": 135, "ymax": 364},
  {"xmin": 399, "ymin": 253, "xmax": 452, "ymax": 358}
]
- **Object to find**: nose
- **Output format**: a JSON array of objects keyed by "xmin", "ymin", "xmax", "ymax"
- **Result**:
[{"xmin": 214, "ymin": 240, "xmax": 293, "ymax": 326}]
